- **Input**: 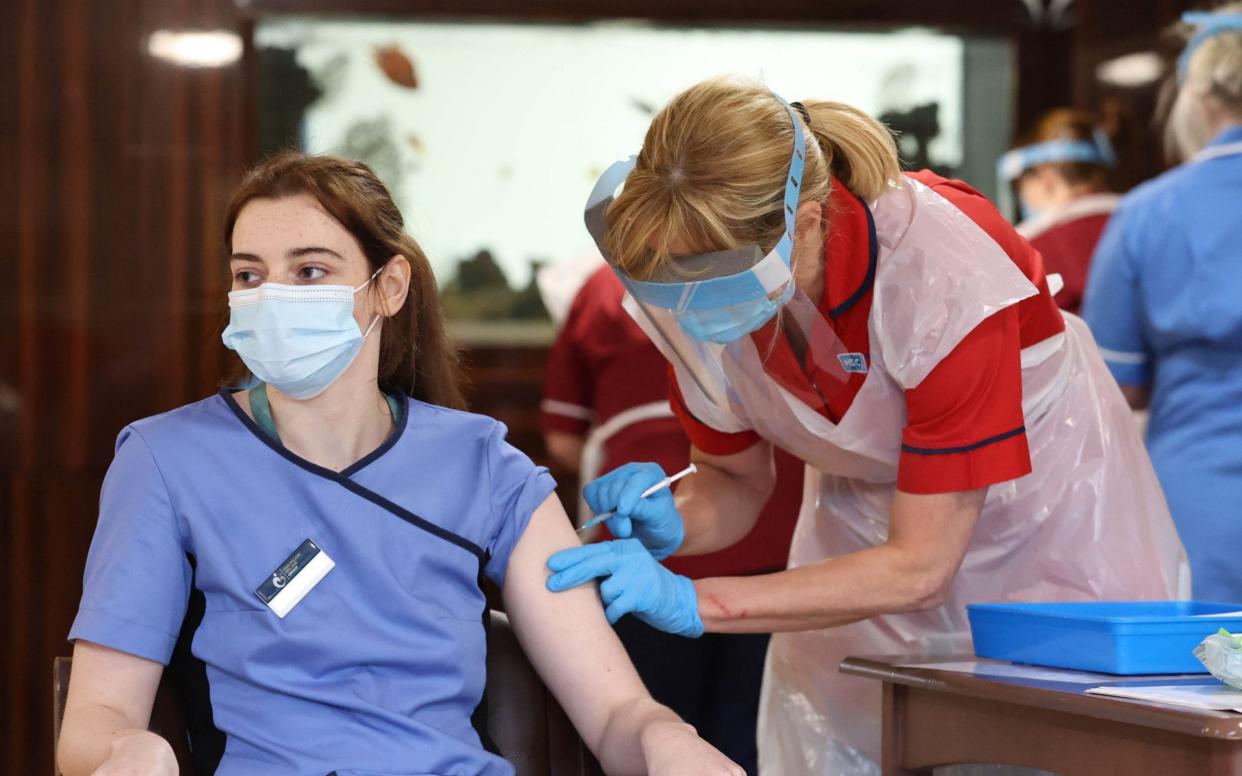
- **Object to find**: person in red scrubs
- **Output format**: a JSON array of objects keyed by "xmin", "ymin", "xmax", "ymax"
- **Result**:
[
  {"xmin": 544, "ymin": 78, "xmax": 1186, "ymax": 775},
  {"xmin": 541, "ymin": 263, "xmax": 802, "ymax": 774},
  {"xmin": 999, "ymin": 109, "xmax": 1121, "ymax": 314}
]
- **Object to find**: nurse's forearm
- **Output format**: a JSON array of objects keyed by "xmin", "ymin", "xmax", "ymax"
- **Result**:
[
  {"xmin": 674, "ymin": 445, "xmax": 774, "ymax": 556},
  {"xmin": 695, "ymin": 545, "xmax": 949, "ymax": 632},
  {"xmin": 695, "ymin": 487, "xmax": 985, "ymax": 633}
]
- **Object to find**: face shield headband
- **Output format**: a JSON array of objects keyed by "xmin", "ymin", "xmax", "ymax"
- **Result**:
[
  {"xmin": 1179, "ymin": 12, "xmax": 1242, "ymax": 83},
  {"xmin": 583, "ymin": 95, "xmax": 807, "ymax": 318},
  {"xmin": 996, "ymin": 131, "xmax": 1118, "ymax": 184},
  {"xmin": 995, "ymin": 130, "xmax": 1117, "ymax": 220}
]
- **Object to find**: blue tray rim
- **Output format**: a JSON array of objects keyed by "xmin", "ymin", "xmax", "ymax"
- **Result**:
[{"xmin": 967, "ymin": 600, "xmax": 1242, "ymax": 625}]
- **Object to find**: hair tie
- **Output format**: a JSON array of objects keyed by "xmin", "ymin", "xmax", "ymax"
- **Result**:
[{"xmin": 790, "ymin": 101, "xmax": 812, "ymax": 127}]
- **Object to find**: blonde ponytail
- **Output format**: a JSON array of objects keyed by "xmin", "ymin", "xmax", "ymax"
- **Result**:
[
  {"xmin": 1168, "ymin": 3, "xmax": 1242, "ymax": 159},
  {"xmin": 1183, "ymin": 1, "xmax": 1242, "ymax": 105},
  {"xmin": 604, "ymin": 76, "xmax": 900, "ymax": 283},
  {"xmin": 801, "ymin": 100, "xmax": 901, "ymax": 202}
]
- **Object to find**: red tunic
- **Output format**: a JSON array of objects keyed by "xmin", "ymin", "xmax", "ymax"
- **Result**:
[
  {"xmin": 670, "ymin": 172, "xmax": 1067, "ymax": 495},
  {"xmin": 1019, "ymin": 193, "xmax": 1119, "ymax": 314}
]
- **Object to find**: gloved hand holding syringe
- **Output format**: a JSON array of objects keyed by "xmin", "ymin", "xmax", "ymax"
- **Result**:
[
  {"xmin": 549, "ymin": 462, "xmax": 702, "ymax": 636},
  {"xmin": 576, "ymin": 464, "xmax": 697, "ymax": 555}
]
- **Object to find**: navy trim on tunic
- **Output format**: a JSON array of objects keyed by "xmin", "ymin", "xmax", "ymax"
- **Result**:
[
  {"xmin": 218, "ymin": 389, "xmax": 486, "ymax": 562},
  {"xmin": 900, "ymin": 425, "xmax": 1027, "ymax": 456}
]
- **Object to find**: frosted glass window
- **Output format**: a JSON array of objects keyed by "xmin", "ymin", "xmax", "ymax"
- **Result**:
[{"xmin": 256, "ymin": 19, "xmax": 1010, "ymax": 335}]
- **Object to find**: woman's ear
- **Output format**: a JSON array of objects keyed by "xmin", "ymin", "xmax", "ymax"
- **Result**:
[
  {"xmin": 794, "ymin": 200, "xmax": 824, "ymax": 242},
  {"xmin": 376, "ymin": 255, "xmax": 412, "ymax": 317}
]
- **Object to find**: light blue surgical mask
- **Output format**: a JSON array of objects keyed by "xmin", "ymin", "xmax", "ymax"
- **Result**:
[
  {"xmin": 222, "ymin": 268, "xmax": 382, "ymax": 399},
  {"xmin": 675, "ymin": 285, "xmax": 791, "ymax": 344}
]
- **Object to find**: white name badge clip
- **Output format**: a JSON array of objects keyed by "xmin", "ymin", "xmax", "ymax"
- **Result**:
[{"xmin": 254, "ymin": 539, "xmax": 335, "ymax": 618}]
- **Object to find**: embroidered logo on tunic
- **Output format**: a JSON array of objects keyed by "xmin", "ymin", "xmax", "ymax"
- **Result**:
[{"xmin": 838, "ymin": 352, "xmax": 868, "ymax": 374}]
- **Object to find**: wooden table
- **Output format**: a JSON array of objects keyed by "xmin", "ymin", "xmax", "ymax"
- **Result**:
[{"xmin": 841, "ymin": 655, "xmax": 1242, "ymax": 775}]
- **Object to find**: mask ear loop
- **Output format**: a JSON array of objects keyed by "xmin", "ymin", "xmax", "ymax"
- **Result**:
[
  {"xmin": 353, "ymin": 263, "xmax": 388, "ymax": 293},
  {"xmin": 356, "ymin": 262, "xmax": 391, "ymax": 338}
]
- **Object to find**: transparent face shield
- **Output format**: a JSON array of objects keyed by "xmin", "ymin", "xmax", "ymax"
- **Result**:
[
  {"xmin": 584, "ymin": 95, "xmax": 851, "ymax": 409},
  {"xmin": 995, "ymin": 131, "xmax": 1117, "ymax": 221}
]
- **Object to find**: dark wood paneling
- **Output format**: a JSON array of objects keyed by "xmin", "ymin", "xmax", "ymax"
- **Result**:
[
  {"xmin": 2, "ymin": 0, "xmax": 250, "ymax": 772},
  {"xmin": 1071, "ymin": 0, "xmax": 1200, "ymax": 190}
]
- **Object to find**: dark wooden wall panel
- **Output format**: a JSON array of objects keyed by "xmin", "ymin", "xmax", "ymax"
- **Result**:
[
  {"xmin": 2, "ymin": 1, "xmax": 252, "ymax": 772},
  {"xmin": 1, "ymin": 2, "xmax": 1200, "ymax": 774},
  {"xmin": 1071, "ymin": 0, "xmax": 1200, "ymax": 190}
]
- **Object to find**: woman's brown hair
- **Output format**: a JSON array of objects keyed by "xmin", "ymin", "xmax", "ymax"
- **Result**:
[{"xmin": 224, "ymin": 152, "xmax": 465, "ymax": 410}]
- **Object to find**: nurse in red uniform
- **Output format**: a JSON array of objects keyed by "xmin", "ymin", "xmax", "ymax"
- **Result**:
[
  {"xmin": 998, "ymin": 109, "xmax": 1120, "ymax": 314},
  {"xmin": 541, "ymin": 263, "xmax": 802, "ymax": 774},
  {"xmin": 545, "ymin": 78, "xmax": 1187, "ymax": 775}
]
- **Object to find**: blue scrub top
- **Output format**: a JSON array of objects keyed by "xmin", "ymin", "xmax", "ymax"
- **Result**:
[
  {"xmin": 70, "ymin": 391, "xmax": 556, "ymax": 775},
  {"xmin": 1083, "ymin": 125, "xmax": 1242, "ymax": 602}
]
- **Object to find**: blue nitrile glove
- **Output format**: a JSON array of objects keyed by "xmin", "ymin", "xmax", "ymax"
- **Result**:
[
  {"xmin": 546, "ymin": 539, "xmax": 704, "ymax": 638},
  {"xmin": 583, "ymin": 462, "xmax": 685, "ymax": 560}
]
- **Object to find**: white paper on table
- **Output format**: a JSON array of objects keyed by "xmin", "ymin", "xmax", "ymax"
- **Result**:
[
  {"xmin": 1086, "ymin": 684, "xmax": 1242, "ymax": 712},
  {"xmin": 897, "ymin": 660, "xmax": 1123, "ymax": 684}
]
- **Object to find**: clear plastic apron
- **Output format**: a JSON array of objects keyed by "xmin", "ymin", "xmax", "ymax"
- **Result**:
[{"xmin": 629, "ymin": 177, "xmax": 1190, "ymax": 775}]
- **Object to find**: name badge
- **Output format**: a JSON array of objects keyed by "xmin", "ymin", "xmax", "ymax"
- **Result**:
[
  {"xmin": 838, "ymin": 352, "xmax": 868, "ymax": 374},
  {"xmin": 254, "ymin": 539, "xmax": 335, "ymax": 618}
]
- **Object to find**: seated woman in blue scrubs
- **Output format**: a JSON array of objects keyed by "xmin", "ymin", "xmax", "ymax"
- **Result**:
[
  {"xmin": 57, "ymin": 153, "xmax": 742, "ymax": 776},
  {"xmin": 1084, "ymin": 7, "xmax": 1242, "ymax": 602}
]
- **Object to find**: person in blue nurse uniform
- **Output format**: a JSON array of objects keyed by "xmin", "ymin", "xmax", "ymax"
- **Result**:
[
  {"xmin": 1083, "ymin": 6, "xmax": 1242, "ymax": 602},
  {"xmin": 56, "ymin": 153, "xmax": 743, "ymax": 776}
]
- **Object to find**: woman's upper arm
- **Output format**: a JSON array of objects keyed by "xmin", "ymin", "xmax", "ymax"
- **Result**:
[
  {"xmin": 690, "ymin": 440, "xmax": 774, "ymax": 491},
  {"xmin": 501, "ymin": 494, "xmax": 648, "ymax": 749},
  {"xmin": 887, "ymin": 488, "xmax": 987, "ymax": 603}
]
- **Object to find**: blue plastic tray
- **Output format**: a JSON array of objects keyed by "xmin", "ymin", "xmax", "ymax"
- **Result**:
[{"xmin": 967, "ymin": 601, "xmax": 1242, "ymax": 675}]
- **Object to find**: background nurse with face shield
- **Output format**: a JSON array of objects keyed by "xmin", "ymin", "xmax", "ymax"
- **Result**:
[
  {"xmin": 546, "ymin": 76, "xmax": 1188, "ymax": 776},
  {"xmin": 997, "ymin": 109, "xmax": 1122, "ymax": 314}
]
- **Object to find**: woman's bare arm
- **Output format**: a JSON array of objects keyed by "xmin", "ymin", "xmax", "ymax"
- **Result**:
[
  {"xmin": 673, "ymin": 441, "xmax": 776, "ymax": 556},
  {"xmin": 505, "ymin": 494, "xmax": 742, "ymax": 775},
  {"xmin": 57, "ymin": 641, "xmax": 176, "ymax": 776}
]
